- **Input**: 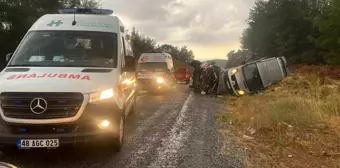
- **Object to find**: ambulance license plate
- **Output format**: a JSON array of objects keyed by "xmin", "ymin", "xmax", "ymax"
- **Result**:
[{"xmin": 18, "ymin": 139, "xmax": 59, "ymax": 149}]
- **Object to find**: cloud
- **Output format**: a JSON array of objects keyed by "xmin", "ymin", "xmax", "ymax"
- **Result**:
[{"xmin": 102, "ymin": 0, "xmax": 255, "ymax": 60}]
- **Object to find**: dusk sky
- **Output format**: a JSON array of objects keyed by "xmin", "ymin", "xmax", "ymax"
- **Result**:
[{"xmin": 102, "ymin": 0, "xmax": 256, "ymax": 61}]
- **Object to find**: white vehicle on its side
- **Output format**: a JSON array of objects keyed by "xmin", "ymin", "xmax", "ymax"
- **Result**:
[
  {"xmin": 0, "ymin": 8, "xmax": 136, "ymax": 151},
  {"xmin": 136, "ymin": 52, "xmax": 175, "ymax": 92},
  {"xmin": 226, "ymin": 57, "xmax": 289, "ymax": 96}
]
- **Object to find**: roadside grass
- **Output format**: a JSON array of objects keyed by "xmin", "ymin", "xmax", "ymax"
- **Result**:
[{"xmin": 218, "ymin": 65, "xmax": 340, "ymax": 168}]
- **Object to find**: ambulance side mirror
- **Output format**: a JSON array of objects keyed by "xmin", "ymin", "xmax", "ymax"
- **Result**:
[
  {"xmin": 124, "ymin": 56, "xmax": 136, "ymax": 72},
  {"xmin": 6, "ymin": 53, "xmax": 12, "ymax": 62}
]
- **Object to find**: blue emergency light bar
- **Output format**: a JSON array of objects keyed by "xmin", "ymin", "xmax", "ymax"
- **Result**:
[{"xmin": 58, "ymin": 8, "xmax": 113, "ymax": 15}]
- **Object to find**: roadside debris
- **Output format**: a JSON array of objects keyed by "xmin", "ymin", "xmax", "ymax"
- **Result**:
[
  {"xmin": 242, "ymin": 135, "xmax": 255, "ymax": 140},
  {"xmin": 246, "ymin": 127, "xmax": 256, "ymax": 135}
]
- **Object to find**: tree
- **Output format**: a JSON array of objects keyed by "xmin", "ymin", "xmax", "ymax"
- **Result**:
[
  {"xmin": 62, "ymin": 0, "xmax": 100, "ymax": 8},
  {"xmin": 130, "ymin": 27, "xmax": 157, "ymax": 60},
  {"xmin": 129, "ymin": 27, "xmax": 195, "ymax": 62},
  {"xmin": 240, "ymin": 0, "xmax": 328, "ymax": 65},
  {"xmin": 225, "ymin": 50, "xmax": 250, "ymax": 68},
  {"xmin": 314, "ymin": 0, "xmax": 340, "ymax": 64}
]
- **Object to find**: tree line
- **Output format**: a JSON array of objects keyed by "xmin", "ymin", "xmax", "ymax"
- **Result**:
[
  {"xmin": 228, "ymin": 0, "xmax": 340, "ymax": 67},
  {"xmin": 129, "ymin": 27, "xmax": 194, "ymax": 62},
  {"xmin": 0, "ymin": 0, "xmax": 194, "ymax": 70}
]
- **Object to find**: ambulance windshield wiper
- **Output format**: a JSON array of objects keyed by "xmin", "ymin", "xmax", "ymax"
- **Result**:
[
  {"xmin": 49, "ymin": 65, "xmax": 103, "ymax": 67},
  {"xmin": 8, "ymin": 64, "xmax": 47, "ymax": 67}
]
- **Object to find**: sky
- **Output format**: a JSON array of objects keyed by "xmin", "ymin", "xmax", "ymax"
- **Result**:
[{"xmin": 102, "ymin": 0, "xmax": 256, "ymax": 61}]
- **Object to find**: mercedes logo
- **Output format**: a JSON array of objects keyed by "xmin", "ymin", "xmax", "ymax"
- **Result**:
[{"xmin": 30, "ymin": 98, "xmax": 48, "ymax": 114}]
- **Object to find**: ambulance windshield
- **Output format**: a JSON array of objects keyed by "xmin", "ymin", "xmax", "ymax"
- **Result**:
[{"xmin": 9, "ymin": 31, "xmax": 118, "ymax": 68}]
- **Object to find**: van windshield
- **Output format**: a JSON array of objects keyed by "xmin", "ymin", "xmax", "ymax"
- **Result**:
[
  {"xmin": 242, "ymin": 63, "xmax": 263, "ymax": 92},
  {"xmin": 137, "ymin": 63, "xmax": 168, "ymax": 71},
  {"xmin": 9, "ymin": 31, "xmax": 117, "ymax": 68}
]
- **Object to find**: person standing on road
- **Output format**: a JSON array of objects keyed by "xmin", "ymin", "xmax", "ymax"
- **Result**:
[
  {"xmin": 189, "ymin": 59, "xmax": 202, "ymax": 91},
  {"xmin": 210, "ymin": 62, "xmax": 222, "ymax": 93}
]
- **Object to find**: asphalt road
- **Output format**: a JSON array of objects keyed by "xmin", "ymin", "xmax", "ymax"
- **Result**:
[{"xmin": 0, "ymin": 85, "xmax": 244, "ymax": 168}]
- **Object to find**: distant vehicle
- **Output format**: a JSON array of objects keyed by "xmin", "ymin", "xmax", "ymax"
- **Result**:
[
  {"xmin": 0, "ymin": 8, "xmax": 136, "ymax": 151},
  {"xmin": 174, "ymin": 67, "xmax": 190, "ymax": 84},
  {"xmin": 137, "ymin": 52, "xmax": 176, "ymax": 92},
  {"xmin": 226, "ymin": 57, "xmax": 288, "ymax": 96}
]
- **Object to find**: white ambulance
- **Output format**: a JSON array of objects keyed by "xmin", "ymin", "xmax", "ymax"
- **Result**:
[
  {"xmin": 0, "ymin": 9, "xmax": 136, "ymax": 151},
  {"xmin": 136, "ymin": 52, "xmax": 175, "ymax": 92}
]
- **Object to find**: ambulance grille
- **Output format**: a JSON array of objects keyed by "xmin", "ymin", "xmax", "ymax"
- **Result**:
[{"xmin": 0, "ymin": 92, "xmax": 83, "ymax": 119}]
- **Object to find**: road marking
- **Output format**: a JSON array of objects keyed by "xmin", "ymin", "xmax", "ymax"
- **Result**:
[{"xmin": 149, "ymin": 93, "xmax": 193, "ymax": 168}]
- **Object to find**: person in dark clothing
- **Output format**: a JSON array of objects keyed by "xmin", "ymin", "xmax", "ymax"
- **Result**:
[
  {"xmin": 199, "ymin": 61, "xmax": 222, "ymax": 95},
  {"xmin": 189, "ymin": 60, "xmax": 202, "ymax": 91},
  {"xmin": 210, "ymin": 62, "xmax": 222, "ymax": 93}
]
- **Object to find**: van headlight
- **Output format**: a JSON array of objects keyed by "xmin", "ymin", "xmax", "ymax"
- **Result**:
[
  {"xmin": 157, "ymin": 77, "xmax": 164, "ymax": 83},
  {"xmin": 231, "ymin": 69, "xmax": 238, "ymax": 75},
  {"xmin": 89, "ymin": 89, "xmax": 114, "ymax": 103},
  {"xmin": 237, "ymin": 90, "xmax": 245, "ymax": 96}
]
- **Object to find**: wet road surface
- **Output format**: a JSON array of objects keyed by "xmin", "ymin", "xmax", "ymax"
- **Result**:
[{"xmin": 0, "ymin": 85, "xmax": 244, "ymax": 168}]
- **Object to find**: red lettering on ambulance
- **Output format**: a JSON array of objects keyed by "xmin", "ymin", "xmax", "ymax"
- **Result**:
[
  {"xmin": 6, "ymin": 73, "xmax": 91, "ymax": 80},
  {"xmin": 81, "ymin": 75, "xmax": 90, "ymax": 80},
  {"xmin": 69, "ymin": 74, "xmax": 81, "ymax": 79},
  {"xmin": 58, "ymin": 74, "xmax": 67, "ymax": 78},
  {"xmin": 37, "ymin": 73, "xmax": 47, "ymax": 78},
  {"xmin": 16, "ymin": 74, "xmax": 27, "ymax": 79},
  {"xmin": 27, "ymin": 74, "xmax": 37, "ymax": 78},
  {"xmin": 7, "ymin": 75, "xmax": 17, "ymax": 80},
  {"xmin": 47, "ymin": 73, "xmax": 57, "ymax": 78}
]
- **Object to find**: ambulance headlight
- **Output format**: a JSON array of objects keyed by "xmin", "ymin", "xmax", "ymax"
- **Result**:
[
  {"xmin": 157, "ymin": 77, "xmax": 164, "ymax": 83},
  {"xmin": 89, "ymin": 89, "xmax": 114, "ymax": 103},
  {"xmin": 231, "ymin": 69, "xmax": 238, "ymax": 75}
]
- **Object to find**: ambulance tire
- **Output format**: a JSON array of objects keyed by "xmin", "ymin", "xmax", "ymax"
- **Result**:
[
  {"xmin": 129, "ymin": 95, "xmax": 137, "ymax": 114},
  {"xmin": 105, "ymin": 111, "xmax": 125, "ymax": 152}
]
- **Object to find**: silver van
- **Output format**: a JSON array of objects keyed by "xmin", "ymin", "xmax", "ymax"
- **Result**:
[{"xmin": 226, "ymin": 57, "xmax": 288, "ymax": 96}]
